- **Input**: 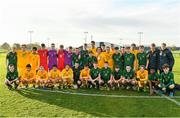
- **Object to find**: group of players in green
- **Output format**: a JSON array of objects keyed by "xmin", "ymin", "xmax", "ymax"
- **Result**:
[{"xmin": 5, "ymin": 41, "xmax": 176, "ymax": 96}]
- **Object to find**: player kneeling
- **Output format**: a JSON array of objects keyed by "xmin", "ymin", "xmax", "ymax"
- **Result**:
[
  {"xmin": 90, "ymin": 62, "xmax": 101, "ymax": 89},
  {"xmin": 111, "ymin": 65, "xmax": 123, "ymax": 89},
  {"xmin": 159, "ymin": 64, "xmax": 175, "ymax": 97},
  {"xmin": 48, "ymin": 65, "xmax": 62, "ymax": 89},
  {"xmin": 78, "ymin": 64, "xmax": 93, "ymax": 88},
  {"xmin": 121, "ymin": 65, "xmax": 136, "ymax": 90},
  {"xmin": 61, "ymin": 65, "xmax": 74, "ymax": 88},
  {"xmin": 21, "ymin": 64, "xmax": 36, "ymax": 88},
  {"xmin": 148, "ymin": 68, "xmax": 160, "ymax": 95},
  {"xmin": 137, "ymin": 65, "xmax": 148, "ymax": 92},
  {"xmin": 5, "ymin": 64, "xmax": 19, "ymax": 90},
  {"xmin": 99, "ymin": 62, "xmax": 113, "ymax": 90},
  {"xmin": 36, "ymin": 66, "xmax": 48, "ymax": 88}
]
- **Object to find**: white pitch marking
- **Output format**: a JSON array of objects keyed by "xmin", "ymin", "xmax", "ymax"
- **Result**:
[{"xmin": 21, "ymin": 88, "xmax": 180, "ymax": 100}]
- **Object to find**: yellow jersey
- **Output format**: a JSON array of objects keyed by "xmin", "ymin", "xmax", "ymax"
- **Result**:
[
  {"xmin": 80, "ymin": 68, "xmax": 90, "ymax": 78},
  {"xmin": 22, "ymin": 70, "xmax": 35, "ymax": 80},
  {"xmin": 36, "ymin": 70, "xmax": 48, "ymax": 80},
  {"xmin": 29, "ymin": 53, "xmax": 40, "ymax": 72},
  {"xmin": 89, "ymin": 47, "xmax": 97, "ymax": 56},
  {"xmin": 137, "ymin": 70, "xmax": 148, "ymax": 81},
  {"xmin": 104, "ymin": 52, "xmax": 114, "ymax": 69},
  {"xmin": 61, "ymin": 68, "xmax": 73, "ymax": 79},
  {"xmin": 49, "ymin": 69, "xmax": 61, "ymax": 79},
  {"xmin": 96, "ymin": 52, "xmax": 106, "ymax": 68}
]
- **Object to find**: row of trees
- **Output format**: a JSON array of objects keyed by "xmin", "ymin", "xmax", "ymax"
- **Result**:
[
  {"xmin": 0, "ymin": 42, "xmax": 179, "ymax": 51},
  {"xmin": 0, "ymin": 42, "xmax": 41, "ymax": 51}
]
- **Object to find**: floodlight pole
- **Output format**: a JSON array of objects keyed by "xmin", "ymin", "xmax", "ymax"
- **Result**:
[
  {"xmin": 138, "ymin": 32, "xmax": 143, "ymax": 45},
  {"xmin": 28, "ymin": 30, "xmax": 34, "ymax": 44},
  {"xmin": 84, "ymin": 32, "xmax": 88, "ymax": 43}
]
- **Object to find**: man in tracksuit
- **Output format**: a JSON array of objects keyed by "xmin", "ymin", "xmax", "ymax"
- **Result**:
[
  {"xmin": 146, "ymin": 43, "xmax": 160, "ymax": 73},
  {"xmin": 159, "ymin": 43, "xmax": 174, "ymax": 73}
]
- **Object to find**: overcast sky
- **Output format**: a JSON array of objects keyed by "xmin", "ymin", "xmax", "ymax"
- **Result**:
[{"xmin": 0, "ymin": 0, "xmax": 179, "ymax": 47}]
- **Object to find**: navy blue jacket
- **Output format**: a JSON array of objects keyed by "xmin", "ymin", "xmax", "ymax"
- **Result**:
[
  {"xmin": 159, "ymin": 48, "xmax": 174, "ymax": 69},
  {"xmin": 147, "ymin": 49, "xmax": 160, "ymax": 70}
]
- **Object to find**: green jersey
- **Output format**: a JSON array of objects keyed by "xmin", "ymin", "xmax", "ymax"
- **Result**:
[
  {"xmin": 90, "ymin": 67, "xmax": 101, "ymax": 79},
  {"xmin": 124, "ymin": 53, "xmax": 135, "ymax": 69},
  {"xmin": 6, "ymin": 71, "xmax": 18, "ymax": 81},
  {"xmin": 80, "ymin": 50, "xmax": 89, "ymax": 66},
  {"xmin": 72, "ymin": 67, "xmax": 80, "ymax": 82},
  {"xmin": 112, "ymin": 53, "xmax": 123, "ymax": 69},
  {"xmin": 100, "ymin": 67, "xmax": 112, "ymax": 82},
  {"xmin": 122, "ymin": 70, "xmax": 135, "ymax": 79},
  {"xmin": 87, "ymin": 56, "xmax": 97, "ymax": 69},
  {"xmin": 72, "ymin": 53, "xmax": 80, "ymax": 66},
  {"xmin": 113, "ymin": 70, "xmax": 123, "ymax": 80},
  {"xmin": 160, "ymin": 72, "xmax": 174, "ymax": 87},
  {"xmin": 148, "ymin": 73, "xmax": 159, "ymax": 81},
  {"xmin": 137, "ymin": 52, "xmax": 147, "ymax": 67},
  {"xmin": 6, "ymin": 51, "xmax": 17, "ymax": 69}
]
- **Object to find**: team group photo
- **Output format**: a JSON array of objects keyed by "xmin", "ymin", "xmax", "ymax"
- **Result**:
[{"xmin": 0, "ymin": 0, "xmax": 180, "ymax": 117}]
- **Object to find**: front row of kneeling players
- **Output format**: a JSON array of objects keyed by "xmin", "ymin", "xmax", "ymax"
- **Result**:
[{"xmin": 5, "ymin": 61, "xmax": 175, "ymax": 96}]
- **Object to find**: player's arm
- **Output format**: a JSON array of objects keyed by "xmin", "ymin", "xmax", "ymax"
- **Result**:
[{"xmin": 165, "ymin": 73, "xmax": 174, "ymax": 88}]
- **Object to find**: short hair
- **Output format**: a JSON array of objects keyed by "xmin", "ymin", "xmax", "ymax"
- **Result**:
[
  {"xmin": 91, "ymin": 41, "xmax": 95, "ymax": 44},
  {"xmin": 84, "ymin": 43, "xmax": 87, "ymax": 46},
  {"xmin": 84, "ymin": 63, "xmax": 89, "ymax": 67},
  {"xmin": 162, "ymin": 43, "xmax": 166, "ymax": 46},
  {"xmin": 115, "ymin": 47, "xmax": 119, "ymax": 50},
  {"xmin": 139, "ymin": 45, "xmax": 144, "ymax": 49},
  {"xmin": 125, "ymin": 46, "xmax": 130, "ymax": 49},
  {"xmin": 69, "ymin": 46, "xmax": 72, "ymax": 49},
  {"xmin": 115, "ymin": 65, "xmax": 119, "ymax": 68},
  {"xmin": 41, "ymin": 43, "xmax": 45, "ymax": 47},
  {"xmin": 53, "ymin": 65, "xmax": 57, "ymax": 68},
  {"xmin": 22, "ymin": 44, "xmax": 26, "ymax": 47},
  {"xmin": 26, "ymin": 64, "xmax": 31, "ymax": 68},
  {"xmin": 60, "ymin": 45, "xmax": 64, "ymax": 48},
  {"xmin": 104, "ymin": 61, "xmax": 108, "ymax": 64},
  {"xmin": 162, "ymin": 64, "xmax": 169, "ymax": 69},
  {"xmin": 140, "ymin": 65, "xmax": 145, "ymax": 69},
  {"xmin": 51, "ymin": 43, "xmax": 55, "ymax": 46},
  {"xmin": 32, "ymin": 47, "xmax": 37, "ymax": 51},
  {"xmin": 9, "ymin": 64, "xmax": 14, "ymax": 67},
  {"xmin": 151, "ymin": 43, "xmax": 156, "ymax": 47},
  {"xmin": 93, "ymin": 61, "xmax": 98, "ymax": 64},
  {"xmin": 131, "ymin": 43, "xmax": 136, "ymax": 47}
]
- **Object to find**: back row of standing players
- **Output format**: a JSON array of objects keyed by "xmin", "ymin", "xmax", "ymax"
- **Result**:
[{"xmin": 6, "ymin": 41, "xmax": 175, "ymax": 95}]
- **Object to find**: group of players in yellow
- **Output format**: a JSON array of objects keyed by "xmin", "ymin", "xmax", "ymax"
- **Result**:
[{"xmin": 5, "ymin": 41, "xmax": 175, "ymax": 96}]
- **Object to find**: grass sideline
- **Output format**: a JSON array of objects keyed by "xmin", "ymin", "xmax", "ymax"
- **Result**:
[{"xmin": 0, "ymin": 53, "xmax": 180, "ymax": 117}]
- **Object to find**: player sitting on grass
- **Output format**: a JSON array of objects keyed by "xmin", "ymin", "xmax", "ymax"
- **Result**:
[
  {"xmin": 36, "ymin": 66, "xmax": 48, "ymax": 88},
  {"xmin": 111, "ymin": 65, "xmax": 123, "ymax": 89},
  {"xmin": 78, "ymin": 64, "xmax": 93, "ymax": 88},
  {"xmin": 148, "ymin": 68, "xmax": 160, "ymax": 95},
  {"xmin": 48, "ymin": 65, "xmax": 62, "ymax": 89},
  {"xmin": 137, "ymin": 65, "xmax": 148, "ymax": 92},
  {"xmin": 21, "ymin": 64, "xmax": 35, "ymax": 88},
  {"xmin": 121, "ymin": 65, "xmax": 136, "ymax": 90},
  {"xmin": 90, "ymin": 61, "xmax": 101, "ymax": 89},
  {"xmin": 99, "ymin": 61, "xmax": 113, "ymax": 90},
  {"xmin": 159, "ymin": 64, "xmax": 175, "ymax": 97},
  {"xmin": 5, "ymin": 64, "xmax": 19, "ymax": 90},
  {"xmin": 61, "ymin": 64, "xmax": 74, "ymax": 88}
]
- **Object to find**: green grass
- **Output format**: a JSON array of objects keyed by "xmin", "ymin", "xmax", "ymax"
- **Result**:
[{"xmin": 0, "ymin": 53, "xmax": 180, "ymax": 117}]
